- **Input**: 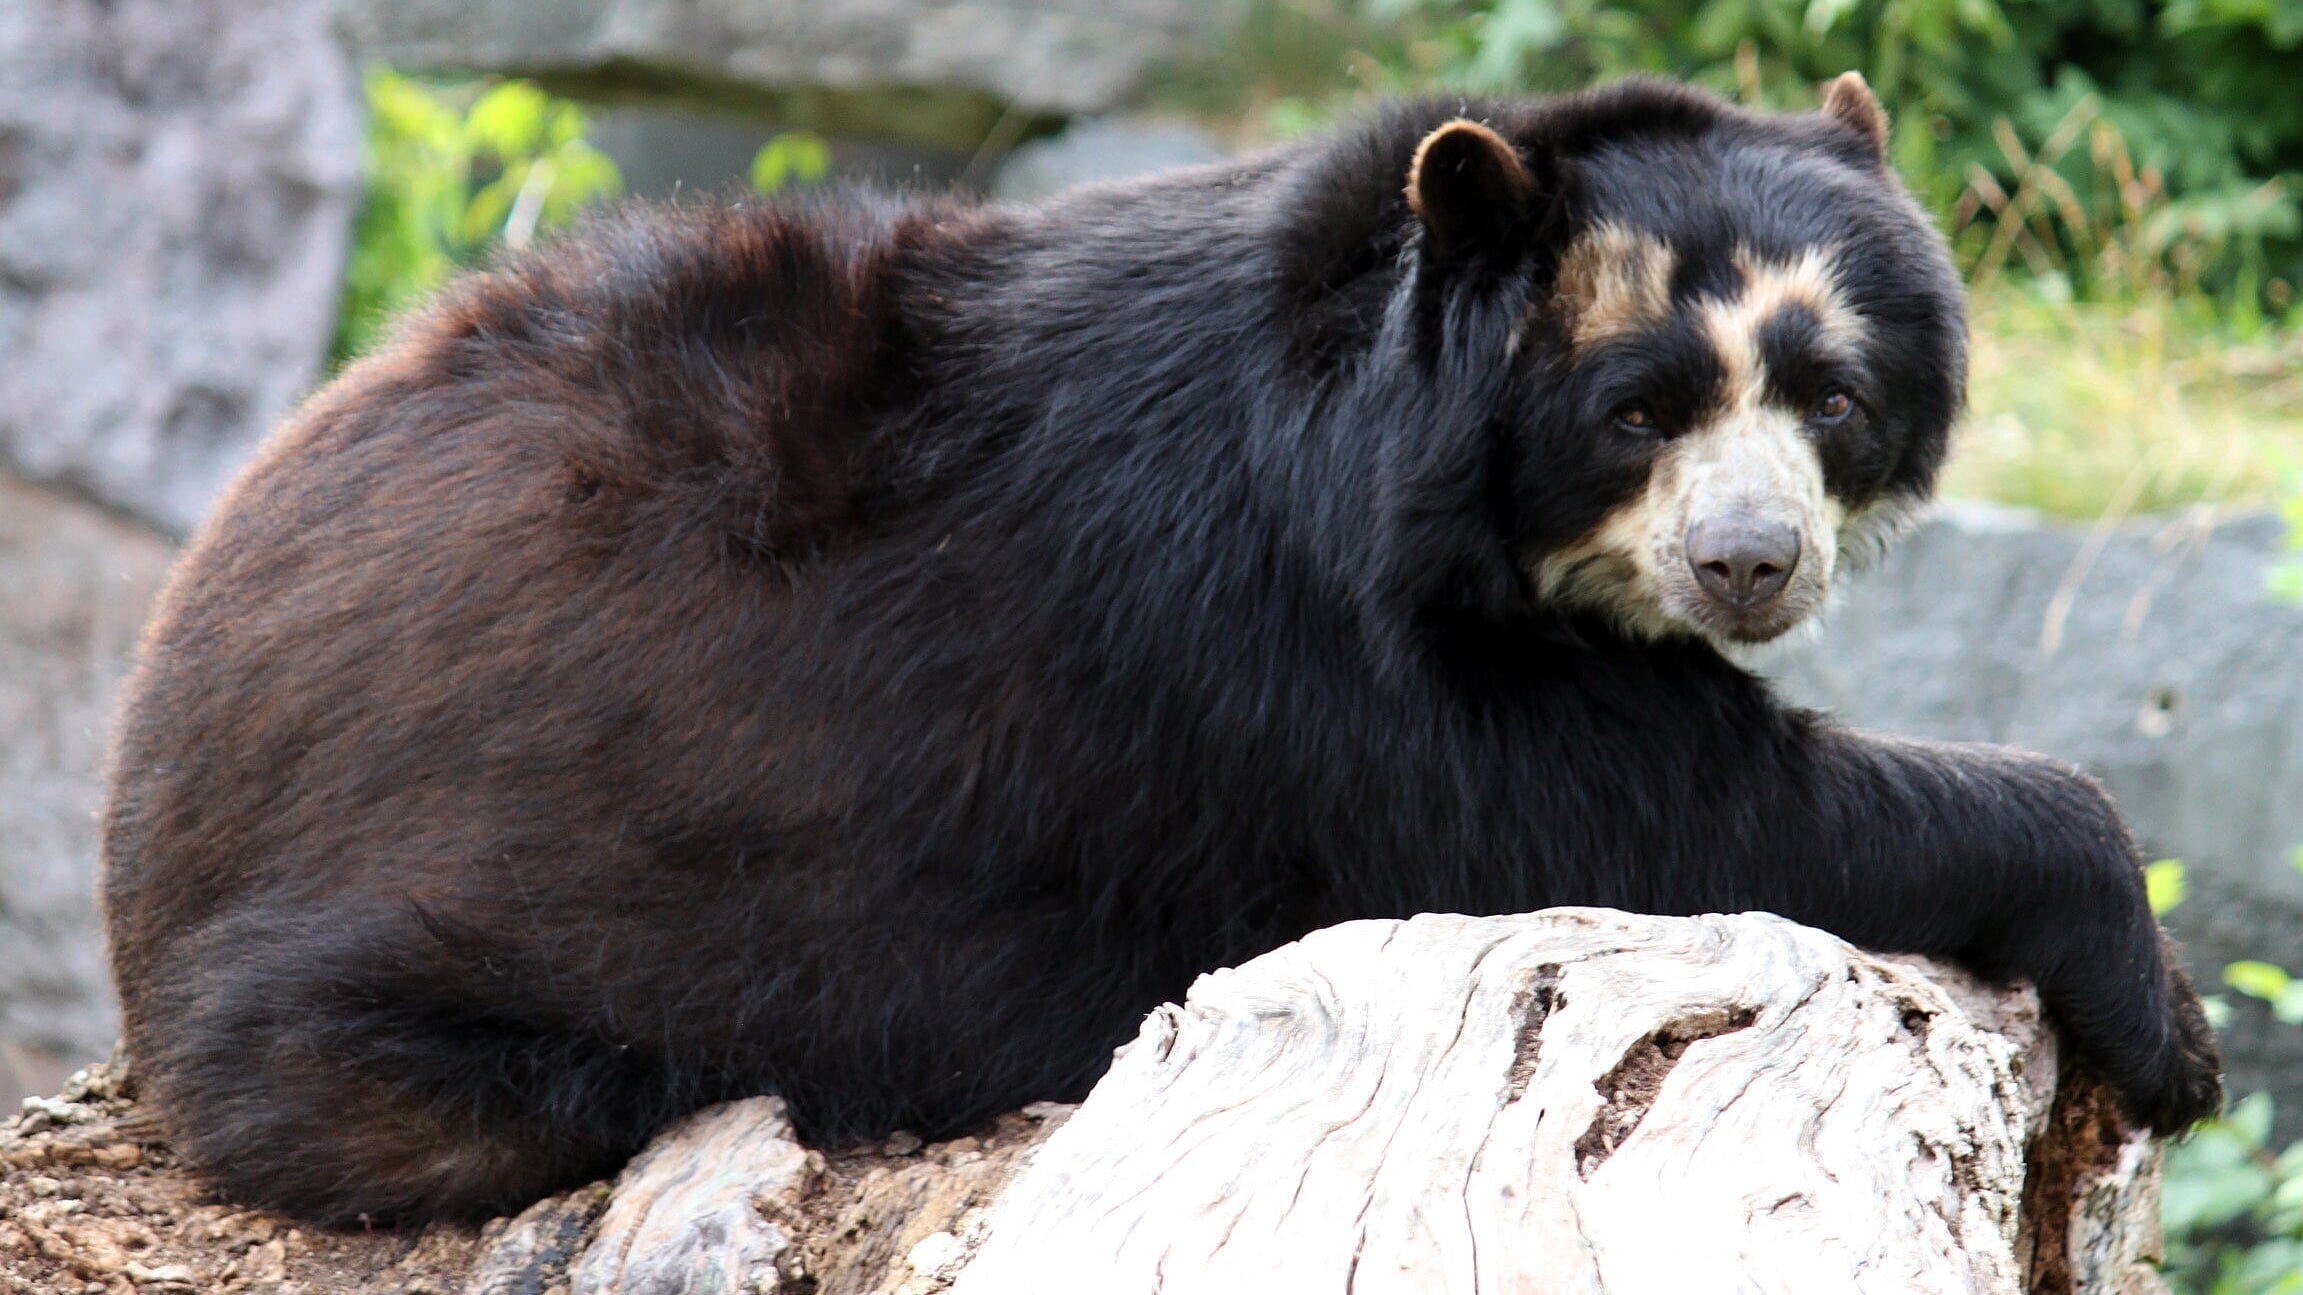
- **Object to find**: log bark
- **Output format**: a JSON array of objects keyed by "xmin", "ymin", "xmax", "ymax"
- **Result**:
[{"xmin": 0, "ymin": 909, "xmax": 2168, "ymax": 1294}]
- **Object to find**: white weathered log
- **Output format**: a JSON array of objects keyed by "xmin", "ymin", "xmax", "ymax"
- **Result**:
[
  {"xmin": 939, "ymin": 908, "xmax": 2158, "ymax": 1295},
  {"xmin": 0, "ymin": 909, "xmax": 2164, "ymax": 1294}
]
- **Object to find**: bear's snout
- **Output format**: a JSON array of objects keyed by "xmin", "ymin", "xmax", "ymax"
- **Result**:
[{"xmin": 1685, "ymin": 514, "xmax": 1800, "ymax": 610}]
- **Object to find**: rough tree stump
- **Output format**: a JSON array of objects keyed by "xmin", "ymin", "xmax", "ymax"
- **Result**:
[{"xmin": 0, "ymin": 909, "xmax": 2168, "ymax": 1294}]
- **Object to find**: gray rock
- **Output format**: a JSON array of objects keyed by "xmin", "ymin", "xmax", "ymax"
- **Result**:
[
  {"xmin": 991, "ymin": 117, "xmax": 1223, "ymax": 201},
  {"xmin": 0, "ymin": 478, "xmax": 178, "ymax": 1105},
  {"xmin": 585, "ymin": 105, "xmax": 974, "ymax": 200},
  {"xmin": 468, "ymin": 1184, "xmax": 613, "ymax": 1295},
  {"xmin": 0, "ymin": 0, "xmax": 363, "ymax": 538},
  {"xmin": 567, "ymin": 1098, "xmax": 816, "ymax": 1295},
  {"xmin": 344, "ymin": 0, "xmax": 1223, "ymax": 139},
  {"xmin": 1756, "ymin": 501, "xmax": 2303, "ymax": 1126}
]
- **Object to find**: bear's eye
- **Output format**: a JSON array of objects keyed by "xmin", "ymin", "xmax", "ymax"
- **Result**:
[
  {"xmin": 1612, "ymin": 403, "xmax": 1660, "ymax": 435},
  {"xmin": 1812, "ymin": 389, "xmax": 1855, "ymax": 423}
]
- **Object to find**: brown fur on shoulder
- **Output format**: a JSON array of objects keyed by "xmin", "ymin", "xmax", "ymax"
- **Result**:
[{"xmin": 103, "ymin": 195, "xmax": 975, "ymax": 1218}]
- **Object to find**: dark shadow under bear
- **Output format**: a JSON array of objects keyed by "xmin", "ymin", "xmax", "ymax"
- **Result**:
[{"xmin": 103, "ymin": 75, "xmax": 2220, "ymax": 1224}]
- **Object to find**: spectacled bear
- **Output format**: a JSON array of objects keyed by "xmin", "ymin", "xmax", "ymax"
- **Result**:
[{"xmin": 103, "ymin": 73, "xmax": 2221, "ymax": 1224}]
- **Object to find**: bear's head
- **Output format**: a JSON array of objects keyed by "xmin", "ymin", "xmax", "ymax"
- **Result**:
[{"xmin": 1362, "ymin": 74, "xmax": 1964, "ymax": 652}]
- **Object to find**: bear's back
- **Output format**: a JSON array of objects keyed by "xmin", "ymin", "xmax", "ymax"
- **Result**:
[{"xmin": 104, "ymin": 196, "xmax": 941, "ymax": 1009}]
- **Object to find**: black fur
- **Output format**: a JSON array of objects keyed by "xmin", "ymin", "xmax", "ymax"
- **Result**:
[{"xmin": 103, "ymin": 79, "xmax": 2219, "ymax": 1224}]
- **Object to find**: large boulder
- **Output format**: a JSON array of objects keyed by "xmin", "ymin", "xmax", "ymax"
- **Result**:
[
  {"xmin": 0, "ymin": 480, "xmax": 177, "ymax": 1105},
  {"xmin": 0, "ymin": 0, "xmax": 363, "ymax": 538},
  {"xmin": 991, "ymin": 116, "xmax": 1223, "ymax": 201},
  {"xmin": 343, "ymin": 0, "xmax": 1224, "ymax": 151},
  {"xmin": 1759, "ymin": 501, "xmax": 2303, "ymax": 1125}
]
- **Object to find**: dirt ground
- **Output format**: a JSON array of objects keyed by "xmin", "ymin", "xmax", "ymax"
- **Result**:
[
  {"xmin": 0, "ymin": 1059, "xmax": 484, "ymax": 1295},
  {"xmin": 0, "ymin": 1055, "xmax": 1062, "ymax": 1295}
]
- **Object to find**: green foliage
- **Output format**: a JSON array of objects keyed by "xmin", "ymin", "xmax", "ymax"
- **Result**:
[
  {"xmin": 751, "ymin": 131, "xmax": 832, "ymax": 194},
  {"xmin": 2227, "ymin": 960, "xmax": 2303, "ymax": 1025},
  {"xmin": 1168, "ymin": 0, "xmax": 2303, "ymax": 309},
  {"xmin": 2155, "ymin": 858, "xmax": 2303, "ymax": 1293},
  {"xmin": 2150, "ymin": 859, "xmax": 2193, "ymax": 917},
  {"xmin": 335, "ymin": 71, "xmax": 622, "ymax": 364},
  {"xmin": 1948, "ymin": 283, "xmax": 2303, "ymax": 518},
  {"xmin": 2166, "ymin": 1094, "xmax": 2303, "ymax": 1294},
  {"xmin": 337, "ymin": 78, "xmax": 838, "ymax": 364},
  {"xmin": 1166, "ymin": 1, "xmax": 2303, "ymax": 519}
]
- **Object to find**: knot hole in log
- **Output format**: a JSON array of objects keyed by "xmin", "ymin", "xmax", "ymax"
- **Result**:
[{"xmin": 1573, "ymin": 1004, "xmax": 1760, "ymax": 1178}]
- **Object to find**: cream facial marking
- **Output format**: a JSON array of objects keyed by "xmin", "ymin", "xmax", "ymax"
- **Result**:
[
  {"xmin": 1699, "ymin": 246, "xmax": 1866, "ymax": 396},
  {"xmin": 1534, "ymin": 244, "xmax": 1873, "ymax": 647},
  {"xmin": 1550, "ymin": 223, "xmax": 1677, "ymax": 353}
]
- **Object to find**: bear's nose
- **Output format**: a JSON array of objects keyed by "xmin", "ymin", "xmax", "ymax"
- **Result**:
[{"xmin": 1686, "ymin": 516, "xmax": 1800, "ymax": 607}]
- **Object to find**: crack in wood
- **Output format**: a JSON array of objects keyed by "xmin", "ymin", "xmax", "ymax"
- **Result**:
[
  {"xmin": 1501, "ymin": 964, "xmax": 1562, "ymax": 1104},
  {"xmin": 1573, "ymin": 1006, "xmax": 1757, "ymax": 1178}
]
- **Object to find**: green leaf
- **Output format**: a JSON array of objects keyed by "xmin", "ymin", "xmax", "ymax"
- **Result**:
[
  {"xmin": 2166, "ymin": 1119, "xmax": 2277, "ymax": 1229},
  {"xmin": 2229, "ymin": 1244, "xmax": 2303, "ymax": 1290},
  {"xmin": 466, "ymin": 81, "xmax": 551, "ymax": 158},
  {"xmin": 366, "ymin": 70, "xmax": 460, "ymax": 149},
  {"xmin": 2147, "ymin": 859, "xmax": 2189, "ymax": 916},
  {"xmin": 542, "ymin": 140, "xmax": 623, "ymax": 220},
  {"xmin": 460, "ymin": 170, "xmax": 521, "ymax": 247},
  {"xmin": 2164, "ymin": 1160, "xmax": 2277, "ymax": 1234},
  {"xmin": 2226, "ymin": 1239, "xmax": 2303, "ymax": 1294},
  {"xmin": 751, "ymin": 132, "xmax": 832, "ymax": 194},
  {"xmin": 2228, "ymin": 960, "xmax": 2297, "ymax": 1003},
  {"xmin": 332, "ymin": 69, "xmax": 620, "ymax": 366},
  {"xmin": 1467, "ymin": 0, "xmax": 1566, "ymax": 88},
  {"xmin": 1802, "ymin": 0, "xmax": 1860, "ymax": 37}
]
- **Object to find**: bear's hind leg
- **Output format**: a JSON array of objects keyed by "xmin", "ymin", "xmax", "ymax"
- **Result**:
[{"xmin": 127, "ymin": 924, "xmax": 686, "ymax": 1223}]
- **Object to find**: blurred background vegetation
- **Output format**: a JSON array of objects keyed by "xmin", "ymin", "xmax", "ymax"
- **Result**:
[
  {"xmin": 342, "ymin": 11, "xmax": 2303, "ymax": 1287},
  {"xmin": 334, "ymin": 74, "xmax": 623, "ymax": 361},
  {"xmin": 2158, "ymin": 853, "xmax": 2303, "ymax": 1295},
  {"xmin": 1156, "ymin": 0, "xmax": 2303, "ymax": 522},
  {"xmin": 347, "ymin": 0, "xmax": 2303, "ymax": 527}
]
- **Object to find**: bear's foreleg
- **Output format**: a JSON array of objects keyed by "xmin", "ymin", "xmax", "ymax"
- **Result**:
[{"xmin": 1766, "ymin": 730, "xmax": 2221, "ymax": 1133}]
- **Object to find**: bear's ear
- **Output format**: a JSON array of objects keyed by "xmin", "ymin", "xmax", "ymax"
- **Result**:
[
  {"xmin": 1406, "ymin": 119, "xmax": 1535, "ymax": 255},
  {"xmin": 1820, "ymin": 71, "xmax": 1888, "ymax": 161}
]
